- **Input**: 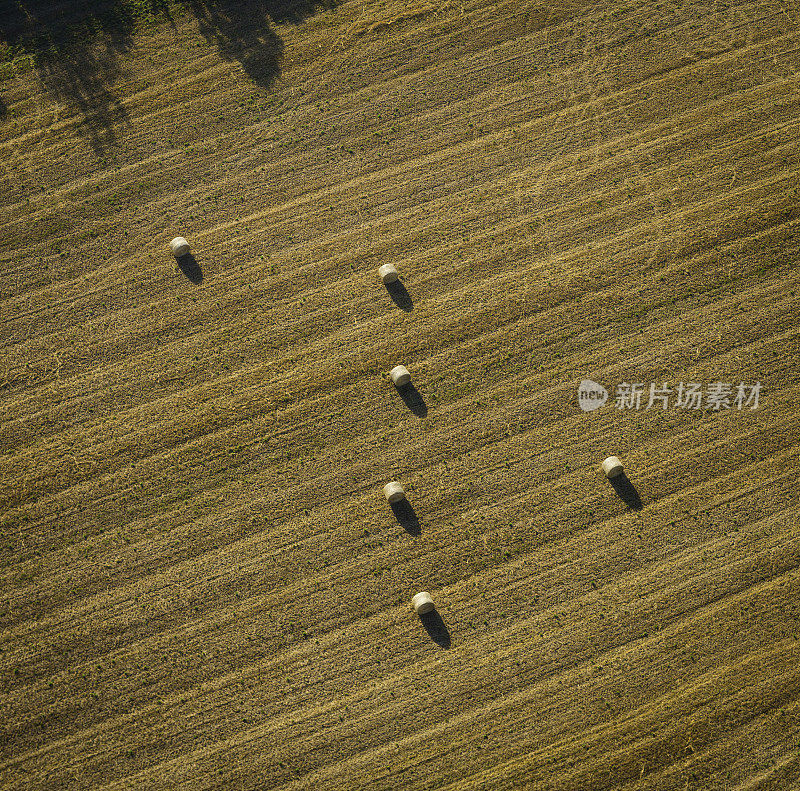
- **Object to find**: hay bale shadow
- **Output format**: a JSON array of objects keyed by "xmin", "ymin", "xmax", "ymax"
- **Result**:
[
  {"xmin": 609, "ymin": 472, "xmax": 642, "ymax": 510},
  {"xmin": 386, "ymin": 279, "xmax": 413, "ymax": 311},
  {"xmin": 394, "ymin": 382, "xmax": 427, "ymax": 417},
  {"xmin": 176, "ymin": 253, "xmax": 203, "ymax": 284},
  {"xmin": 419, "ymin": 609, "xmax": 450, "ymax": 648},
  {"xmin": 390, "ymin": 499, "xmax": 421, "ymax": 536}
]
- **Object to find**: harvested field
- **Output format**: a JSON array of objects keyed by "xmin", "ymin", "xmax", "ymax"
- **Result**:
[{"xmin": 1, "ymin": 0, "xmax": 800, "ymax": 788}]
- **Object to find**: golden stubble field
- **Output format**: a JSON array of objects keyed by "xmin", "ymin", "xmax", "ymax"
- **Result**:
[{"xmin": 1, "ymin": 0, "xmax": 800, "ymax": 788}]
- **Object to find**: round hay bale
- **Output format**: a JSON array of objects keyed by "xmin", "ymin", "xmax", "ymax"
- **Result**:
[
  {"xmin": 412, "ymin": 592, "xmax": 435, "ymax": 614},
  {"xmin": 601, "ymin": 456, "xmax": 624, "ymax": 478},
  {"xmin": 389, "ymin": 365, "xmax": 411, "ymax": 387},
  {"xmin": 170, "ymin": 237, "xmax": 190, "ymax": 257},
  {"xmin": 379, "ymin": 263, "xmax": 399, "ymax": 284},
  {"xmin": 383, "ymin": 481, "xmax": 406, "ymax": 503}
]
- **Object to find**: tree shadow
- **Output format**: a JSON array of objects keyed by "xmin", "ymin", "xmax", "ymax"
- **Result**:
[
  {"xmin": 176, "ymin": 252, "xmax": 203, "ymax": 283},
  {"xmin": 608, "ymin": 472, "xmax": 643, "ymax": 510},
  {"xmin": 386, "ymin": 279, "xmax": 413, "ymax": 311},
  {"xmin": 394, "ymin": 382, "xmax": 428, "ymax": 417},
  {"xmin": 390, "ymin": 499, "xmax": 421, "ymax": 536},
  {"xmin": 0, "ymin": 0, "xmax": 335, "ymax": 153},
  {"xmin": 37, "ymin": 37, "xmax": 132, "ymax": 155},
  {"xmin": 187, "ymin": 0, "xmax": 283, "ymax": 89},
  {"xmin": 419, "ymin": 609, "xmax": 451, "ymax": 648},
  {"xmin": 188, "ymin": 0, "xmax": 336, "ymax": 89},
  {"xmin": 1, "ymin": 2, "xmax": 135, "ymax": 154}
]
